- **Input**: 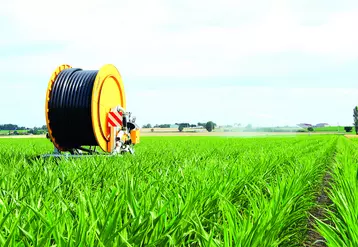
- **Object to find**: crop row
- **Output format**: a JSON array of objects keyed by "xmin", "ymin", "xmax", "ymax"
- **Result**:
[{"xmin": 316, "ymin": 137, "xmax": 358, "ymax": 246}]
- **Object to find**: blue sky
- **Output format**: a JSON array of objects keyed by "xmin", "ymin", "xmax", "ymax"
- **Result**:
[{"xmin": 0, "ymin": 0, "xmax": 358, "ymax": 127}]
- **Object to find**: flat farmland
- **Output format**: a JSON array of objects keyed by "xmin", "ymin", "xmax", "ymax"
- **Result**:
[{"xmin": 0, "ymin": 136, "xmax": 356, "ymax": 246}]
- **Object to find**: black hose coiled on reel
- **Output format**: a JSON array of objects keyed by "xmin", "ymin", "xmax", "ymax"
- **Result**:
[{"xmin": 48, "ymin": 68, "xmax": 98, "ymax": 149}]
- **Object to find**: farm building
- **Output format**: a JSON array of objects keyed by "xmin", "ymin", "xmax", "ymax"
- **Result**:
[
  {"xmin": 297, "ymin": 123, "xmax": 312, "ymax": 128},
  {"xmin": 315, "ymin": 123, "xmax": 330, "ymax": 127}
]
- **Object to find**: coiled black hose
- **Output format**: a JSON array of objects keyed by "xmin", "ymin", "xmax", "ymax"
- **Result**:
[{"xmin": 48, "ymin": 68, "xmax": 98, "ymax": 149}]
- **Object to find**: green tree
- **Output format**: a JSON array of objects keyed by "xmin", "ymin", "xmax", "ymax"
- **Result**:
[
  {"xmin": 178, "ymin": 125, "xmax": 184, "ymax": 132},
  {"xmin": 344, "ymin": 126, "xmax": 353, "ymax": 132},
  {"xmin": 198, "ymin": 122, "xmax": 206, "ymax": 127},
  {"xmin": 176, "ymin": 123, "xmax": 190, "ymax": 128},
  {"xmin": 205, "ymin": 121, "xmax": 215, "ymax": 132},
  {"xmin": 354, "ymin": 106, "xmax": 358, "ymax": 135}
]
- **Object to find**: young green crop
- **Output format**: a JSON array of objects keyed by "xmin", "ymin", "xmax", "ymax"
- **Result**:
[
  {"xmin": 316, "ymin": 137, "xmax": 358, "ymax": 246},
  {"xmin": 0, "ymin": 136, "xmax": 337, "ymax": 246}
]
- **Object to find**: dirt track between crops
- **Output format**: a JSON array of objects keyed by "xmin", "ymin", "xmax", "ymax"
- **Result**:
[
  {"xmin": 344, "ymin": 134, "xmax": 358, "ymax": 138},
  {"xmin": 305, "ymin": 172, "xmax": 333, "ymax": 247}
]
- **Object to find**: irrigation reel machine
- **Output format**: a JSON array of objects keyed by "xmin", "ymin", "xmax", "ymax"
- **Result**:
[{"xmin": 43, "ymin": 64, "xmax": 140, "ymax": 158}]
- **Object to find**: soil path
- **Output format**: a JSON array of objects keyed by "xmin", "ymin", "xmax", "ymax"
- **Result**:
[
  {"xmin": 304, "ymin": 140, "xmax": 337, "ymax": 246},
  {"xmin": 305, "ymin": 172, "xmax": 333, "ymax": 246}
]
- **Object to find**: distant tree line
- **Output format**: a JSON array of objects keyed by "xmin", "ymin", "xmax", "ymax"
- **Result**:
[
  {"xmin": 142, "ymin": 124, "xmax": 173, "ymax": 128},
  {"xmin": 175, "ymin": 123, "xmax": 197, "ymax": 128},
  {"xmin": 0, "ymin": 124, "xmax": 47, "ymax": 130},
  {"xmin": 177, "ymin": 121, "xmax": 217, "ymax": 132},
  {"xmin": 154, "ymin": 124, "xmax": 171, "ymax": 128},
  {"xmin": 141, "ymin": 121, "xmax": 217, "ymax": 132},
  {"xmin": 0, "ymin": 124, "xmax": 27, "ymax": 130},
  {"xmin": 0, "ymin": 124, "xmax": 47, "ymax": 135}
]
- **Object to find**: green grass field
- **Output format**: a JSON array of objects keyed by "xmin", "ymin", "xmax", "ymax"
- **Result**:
[
  {"xmin": 312, "ymin": 126, "xmax": 346, "ymax": 132},
  {"xmin": 0, "ymin": 136, "xmax": 356, "ymax": 246}
]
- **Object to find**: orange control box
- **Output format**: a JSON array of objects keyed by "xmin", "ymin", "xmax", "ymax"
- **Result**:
[{"xmin": 130, "ymin": 129, "xmax": 140, "ymax": 144}]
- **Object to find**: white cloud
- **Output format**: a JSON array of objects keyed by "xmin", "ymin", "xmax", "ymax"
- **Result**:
[
  {"xmin": 1, "ymin": 0, "xmax": 358, "ymax": 127},
  {"xmin": 1, "ymin": 0, "xmax": 358, "ymax": 77}
]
